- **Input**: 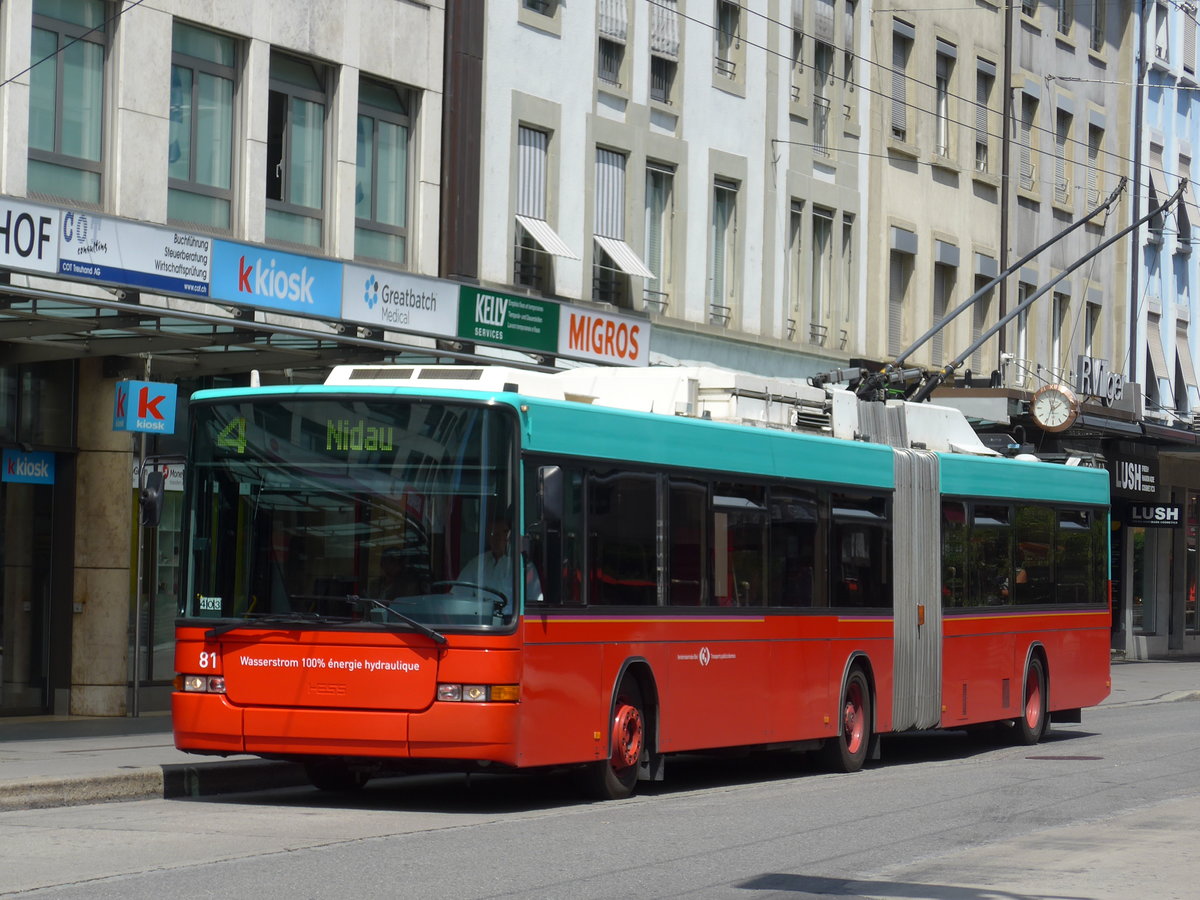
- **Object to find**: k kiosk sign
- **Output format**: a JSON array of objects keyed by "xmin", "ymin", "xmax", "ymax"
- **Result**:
[{"xmin": 113, "ymin": 381, "xmax": 178, "ymax": 434}]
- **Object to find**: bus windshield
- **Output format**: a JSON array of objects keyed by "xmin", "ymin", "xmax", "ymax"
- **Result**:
[{"xmin": 183, "ymin": 396, "xmax": 518, "ymax": 630}]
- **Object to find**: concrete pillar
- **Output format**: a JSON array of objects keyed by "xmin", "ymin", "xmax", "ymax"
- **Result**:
[{"xmin": 70, "ymin": 359, "xmax": 134, "ymax": 716}]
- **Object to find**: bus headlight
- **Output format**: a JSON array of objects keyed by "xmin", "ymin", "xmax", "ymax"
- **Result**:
[{"xmin": 437, "ymin": 683, "xmax": 520, "ymax": 702}]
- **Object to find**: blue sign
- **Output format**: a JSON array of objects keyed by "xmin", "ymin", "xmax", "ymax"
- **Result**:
[
  {"xmin": 113, "ymin": 381, "xmax": 178, "ymax": 434},
  {"xmin": 2, "ymin": 449, "xmax": 55, "ymax": 484},
  {"xmin": 210, "ymin": 240, "xmax": 342, "ymax": 318}
]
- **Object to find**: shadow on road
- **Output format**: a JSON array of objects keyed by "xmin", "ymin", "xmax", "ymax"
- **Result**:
[
  {"xmin": 177, "ymin": 724, "xmax": 1100, "ymax": 816},
  {"xmin": 739, "ymin": 871, "xmax": 1092, "ymax": 899}
]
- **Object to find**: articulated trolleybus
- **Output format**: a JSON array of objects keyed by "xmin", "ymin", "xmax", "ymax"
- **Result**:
[{"xmin": 173, "ymin": 365, "xmax": 1111, "ymax": 798}]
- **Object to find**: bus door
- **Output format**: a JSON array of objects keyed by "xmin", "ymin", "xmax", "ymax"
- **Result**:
[{"xmin": 891, "ymin": 449, "xmax": 943, "ymax": 731}]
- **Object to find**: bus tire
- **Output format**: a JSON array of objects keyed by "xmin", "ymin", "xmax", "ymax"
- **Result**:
[
  {"xmin": 818, "ymin": 667, "xmax": 872, "ymax": 773},
  {"xmin": 584, "ymin": 679, "xmax": 645, "ymax": 800},
  {"xmin": 304, "ymin": 759, "xmax": 370, "ymax": 792},
  {"xmin": 1015, "ymin": 656, "xmax": 1048, "ymax": 745}
]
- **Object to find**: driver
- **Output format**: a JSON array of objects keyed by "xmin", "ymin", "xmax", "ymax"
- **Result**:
[{"xmin": 456, "ymin": 514, "xmax": 514, "ymax": 612}]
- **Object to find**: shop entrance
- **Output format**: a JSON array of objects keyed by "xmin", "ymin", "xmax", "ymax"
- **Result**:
[{"xmin": 1, "ymin": 480, "xmax": 54, "ymax": 714}]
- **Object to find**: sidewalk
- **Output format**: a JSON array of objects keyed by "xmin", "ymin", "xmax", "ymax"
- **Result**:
[{"xmin": 1, "ymin": 659, "xmax": 1198, "ymax": 812}]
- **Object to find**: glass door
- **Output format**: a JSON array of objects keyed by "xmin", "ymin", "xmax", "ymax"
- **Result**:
[{"xmin": 1, "ymin": 481, "xmax": 53, "ymax": 714}]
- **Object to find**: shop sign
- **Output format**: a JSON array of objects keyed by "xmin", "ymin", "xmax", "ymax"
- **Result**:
[
  {"xmin": 1110, "ymin": 456, "xmax": 1158, "ymax": 499},
  {"xmin": 558, "ymin": 307, "xmax": 649, "ymax": 367},
  {"xmin": 0, "ymin": 198, "xmax": 58, "ymax": 274},
  {"xmin": 131, "ymin": 461, "xmax": 184, "ymax": 491},
  {"xmin": 113, "ymin": 381, "xmax": 178, "ymax": 434},
  {"xmin": 1076, "ymin": 355, "xmax": 1124, "ymax": 405},
  {"xmin": 1127, "ymin": 504, "xmax": 1183, "ymax": 528},
  {"xmin": 458, "ymin": 287, "xmax": 558, "ymax": 354},
  {"xmin": 2, "ymin": 449, "xmax": 55, "ymax": 484},
  {"xmin": 58, "ymin": 212, "xmax": 210, "ymax": 297},
  {"xmin": 209, "ymin": 240, "xmax": 342, "ymax": 318},
  {"xmin": 341, "ymin": 264, "xmax": 458, "ymax": 336}
]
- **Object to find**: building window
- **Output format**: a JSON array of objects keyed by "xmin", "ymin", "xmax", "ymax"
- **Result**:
[
  {"xmin": 266, "ymin": 53, "xmax": 328, "ymax": 248},
  {"xmin": 355, "ymin": 78, "xmax": 411, "ymax": 265},
  {"xmin": 598, "ymin": 0, "xmax": 628, "ymax": 87},
  {"xmin": 1052, "ymin": 291, "xmax": 1069, "ymax": 370},
  {"xmin": 710, "ymin": 179, "xmax": 738, "ymax": 323},
  {"xmin": 168, "ymin": 22, "xmax": 235, "ymax": 230},
  {"xmin": 515, "ymin": 125, "xmax": 576, "ymax": 294},
  {"xmin": 1057, "ymin": 0, "xmax": 1072, "ymax": 37},
  {"xmin": 1178, "ymin": 158, "xmax": 1194, "ymax": 248},
  {"xmin": 1091, "ymin": 0, "xmax": 1107, "ymax": 52},
  {"xmin": 932, "ymin": 261, "xmax": 956, "ymax": 365},
  {"xmin": 1155, "ymin": 1, "xmax": 1170, "ymax": 62},
  {"xmin": 523, "ymin": 0, "xmax": 556, "ymax": 13},
  {"xmin": 1016, "ymin": 283, "xmax": 1032, "ymax": 373},
  {"xmin": 811, "ymin": 206, "xmax": 834, "ymax": 340},
  {"xmin": 644, "ymin": 163, "xmax": 675, "ymax": 313},
  {"xmin": 975, "ymin": 62, "xmax": 994, "ymax": 173},
  {"xmin": 841, "ymin": 214, "xmax": 854, "ymax": 329},
  {"xmin": 1185, "ymin": 5, "xmax": 1197, "ymax": 73},
  {"xmin": 844, "ymin": 0, "xmax": 857, "ymax": 93},
  {"xmin": 594, "ymin": 148, "xmax": 654, "ymax": 309},
  {"xmin": 813, "ymin": 42, "xmax": 834, "ymax": 156},
  {"xmin": 791, "ymin": 30, "xmax": 804, "ymax": 101},
  {"xmin": 649, "ymin": 0, "xmax": 680, "ymax": 104},
  {"xmin": 1084, "ymin": 300, "xmax": 1100, "ymax": 358},
  {"xmin": 935, "ymin": 43, "xmax": 955, "ymax": 158},
  {"xmin": 788, "ymin": 200, "xmax": 804, "ymax": 337},
  {"xmin": 1022, "ymin": 0, "xmax": 1038, "ymax": 17},
  {"xmin": 715, "ymin": 0, "xmax": 740, "ymax": 79},
  {"xmin": 891, "ymin": 23, "xmax": 913, "ymax": 142},
  {"xmin": 1055, "ymin": 109, "xmax": 1072, "ymax": 206},
  {"xmin": 970, "ymin": 274, "xmax": 993, "ymax": 375},
  {"xmin": 888, "ymin": 249, "xmax": 913, "ymax": 358},
  {"xmin": 29, "ymin": 0, "xmax": 106, "ymax": 204},
  {"xmin": 1019, "ymin": 94, "xmax": 1038, "ymax": 193},
  {"xmin": 1087, "ymin": 125, "xmax": 1103, "ymax": 206}
]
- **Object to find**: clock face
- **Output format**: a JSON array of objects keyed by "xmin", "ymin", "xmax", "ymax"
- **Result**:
[{"xmin": 1032, "ymin": 386, "xmax": 1078, "ymax": 431}]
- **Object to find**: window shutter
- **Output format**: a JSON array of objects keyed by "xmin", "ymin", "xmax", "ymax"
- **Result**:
[
  {"xmin": 891, "ymin": 38, "xmax": 907, "ymax": 133},
  {"xmin": 599, "ymin": 0, "xmax": 628, "ymax": 43},
  {"xmin": 594, "ymin": 148, "xmax": 626, "ymax": 238},
  {"xmin": 650, "ymin": 0, "xmax": 680, "ymax": 59},
  {"xmin": 517, "ymin": 127, "xmax": 547, "ymax": 219}
]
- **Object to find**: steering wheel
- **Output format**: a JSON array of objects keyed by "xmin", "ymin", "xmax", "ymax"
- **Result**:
[{"xmin": 429, "ymin": 581, "xmax": 508, "ymax": 616}]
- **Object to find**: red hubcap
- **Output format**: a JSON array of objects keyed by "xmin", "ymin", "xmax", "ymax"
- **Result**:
[
  {"xmin": 1025, "ymin": 670, "xmax": 1042, "ymax": 729},
  {"xmin": 842, "ymin": 682, "xmax": 865, "ymax": 754},
  {"xmin": 611, "ymin": 700, "xmax": 644, "ymax": 769}
]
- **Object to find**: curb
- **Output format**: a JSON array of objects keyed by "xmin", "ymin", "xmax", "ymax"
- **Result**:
[
  {"xmin": 0, "ymin": 760, "xmax": 308, "ymax": 812},
  {"xmin": 162, "ymin": 759, "xmax": 308, "ymax": 799}
]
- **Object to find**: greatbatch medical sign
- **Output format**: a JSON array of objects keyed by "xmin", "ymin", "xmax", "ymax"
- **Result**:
[{"xmin": 209, "ymin": 240, "xmax": 342, "ymax": 319}]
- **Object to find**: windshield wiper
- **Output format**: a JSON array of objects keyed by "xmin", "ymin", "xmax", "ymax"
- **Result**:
[
  {"xmin": 345, "ymin": 595, "xmax": 448, "ymax": 645},
  {"xmin": 204, "ymin": 611, "xmax": 353, "ymax": 639}
]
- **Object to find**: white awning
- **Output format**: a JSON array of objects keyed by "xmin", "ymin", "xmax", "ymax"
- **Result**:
[
  {"xmin": 516, "ymin": 215, "xmax": 580, "ymax": 259},
  {"xmin": 1176, "ymin": 328, "xmax": 1199, "ymax": 389},
  {"xmin": 594, "ymin": 235, "xmax": 654, "ymax": 278},
  {"xmin": 1147, "ymin": 318, "xmax": 1171, "ymax": 388}
]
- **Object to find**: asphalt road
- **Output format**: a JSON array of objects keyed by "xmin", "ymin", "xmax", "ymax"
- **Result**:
[{"xmin": 0, "ymin": 696, "xmax": 1195, "ymax": 899}]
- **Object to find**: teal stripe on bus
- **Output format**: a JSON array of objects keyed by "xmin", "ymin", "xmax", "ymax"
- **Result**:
[{"xmin": 939, "ymin": 453, "xmax": 1109, "ymax": 505}]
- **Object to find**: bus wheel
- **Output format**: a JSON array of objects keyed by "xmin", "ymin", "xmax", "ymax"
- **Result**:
[
  {"xmin": 304, "ymin": 759, "xmax": 370, "ymax": 792},
  {"xmin": 819, "ymin": 668, "xmax": 872, "ymax": 773},
  {"xmin": 1015, "ymin": 657, "xmax": 1048, "ymax": 745},
  {"xmin": 584, "ymin": 680, "xmax": 645, "ymax": 800}
]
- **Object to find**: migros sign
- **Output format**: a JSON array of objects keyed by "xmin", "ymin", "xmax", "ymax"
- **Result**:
[{"xmin": 560, "ymin": 309, "xmax": 647, "ymax": 366}]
